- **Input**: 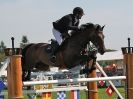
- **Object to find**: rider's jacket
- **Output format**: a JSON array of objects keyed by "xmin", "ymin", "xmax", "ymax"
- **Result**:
[{"xmin": 53, "ymin": 14, "xmax": 79, "ymax": 35}]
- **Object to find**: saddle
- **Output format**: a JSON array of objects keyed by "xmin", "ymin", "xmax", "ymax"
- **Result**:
[{"xmin": 45, "ymin": 39, "xmax": 59, "ymax": 55}]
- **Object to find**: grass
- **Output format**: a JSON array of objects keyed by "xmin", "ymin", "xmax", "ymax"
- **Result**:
[
  {"xmin": 98, "ymin": 87, "xmax": 125, "ymax": 99},
  {"xmin": 2, "ymin": 87, "xmax": 125, "ymax": 99}
]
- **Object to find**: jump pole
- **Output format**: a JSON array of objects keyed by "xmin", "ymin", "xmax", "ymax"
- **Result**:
[
  {"xmin": 122, "ymin": 38, "xmax": 133, "ymax": 99},
  {"xmin": 23, "ymin": 76, "xmax": 126, "ymax": 85},
  {"xmin": 5, "ymin": 37, "xmax": 23, "ymax": 99}
]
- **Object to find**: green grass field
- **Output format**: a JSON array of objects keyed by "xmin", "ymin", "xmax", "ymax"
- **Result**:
[{"xmin": 2, "ymin": 87, "xmax": 125, "ymax": 99}]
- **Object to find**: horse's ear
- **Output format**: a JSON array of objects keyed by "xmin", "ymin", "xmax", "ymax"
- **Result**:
[
  {"xmin": 102, "ymin": 25, "xmax": 105, "ymax": 30},
  {"xmin": 95, "ymin": 24, "xmax": 100, "ymax": 31}
]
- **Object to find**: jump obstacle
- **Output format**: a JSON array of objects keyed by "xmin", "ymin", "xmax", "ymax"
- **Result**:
[
  {"xmin": 23, "ymin": 76, "xmax": 126, "ymax": 86},
  {"xmin": 4, "ymin": 37, "xmax": 133, "ymax": 99}
]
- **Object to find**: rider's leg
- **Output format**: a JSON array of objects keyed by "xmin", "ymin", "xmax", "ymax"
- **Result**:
[
  {"xmin": 50, "ymin": 29, "xmax": 62, "ymax": 62},
  {"xmin": 52, "ymin": 28, "xmax": 63, "ymax": 54},
  {"xmin": 52, "ymin": 28, "xmax": 62, "ymax": 45}
]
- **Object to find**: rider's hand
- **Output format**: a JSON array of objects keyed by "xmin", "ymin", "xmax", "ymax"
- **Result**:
[
  {"xmin": 62, "ymin": 33, "xmax": 70, "ymax": 39},
  {"xmin": 78, "ymin": 26, "xmax": 85, "ymax": 31}
]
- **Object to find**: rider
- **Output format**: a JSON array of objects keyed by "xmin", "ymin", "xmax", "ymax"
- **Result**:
[{"xmin": 51, "ymin": 7, "xmax": 85, "ymax": 57}]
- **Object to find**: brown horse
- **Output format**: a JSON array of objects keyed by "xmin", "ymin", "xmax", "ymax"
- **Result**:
[{"xmin": 22, "ymin": 23, "xmax": 106, "ymax": 81}]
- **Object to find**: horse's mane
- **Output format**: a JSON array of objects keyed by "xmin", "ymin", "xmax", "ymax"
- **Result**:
[
  {"xmin": 70, "ymin": 23, "xmax": 95, "ymax": 37},
  {"xmin": 59, "ymin": 22, "xmax": 103, "ymax": 52},
  {"xmin": 59, "ymin": 23, "xmax": 95, "ymax": 50}
]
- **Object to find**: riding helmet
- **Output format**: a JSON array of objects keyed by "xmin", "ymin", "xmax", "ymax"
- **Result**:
[{"xmin": 73, "ymin": 7, "xmax": 84, "ymax": 15}]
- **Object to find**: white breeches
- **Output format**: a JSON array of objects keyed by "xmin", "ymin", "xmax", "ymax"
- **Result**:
[{"xmin": 52, "ymin": 28, "xmax": 62, "ymax": 45}]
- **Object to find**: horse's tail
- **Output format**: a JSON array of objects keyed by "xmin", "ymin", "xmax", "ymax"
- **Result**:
[{"xmin": 22, "ymin": 43, "xmax": 34, "ymax": 69}]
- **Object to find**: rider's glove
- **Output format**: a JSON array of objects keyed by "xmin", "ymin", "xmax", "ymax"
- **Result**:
[
  {"xmin": 62, "ymin": 33, "xmax": 70, "ymax": 39},
  {"xmin": 78, "ymin": 26, "xmax": 85, "ymax": 31}
]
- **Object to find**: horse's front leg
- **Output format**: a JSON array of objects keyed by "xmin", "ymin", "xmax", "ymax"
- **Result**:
[
  {"xmin": 79, "ymin": 55, "xmax": 92, "ymax": 63},
  {"xmin": 80, "ymin": 55, "xmax": 97, "ymax": 74},
  {"xmin": 86, "ymin": 58, "xmax": 97, "ymax": 72}
]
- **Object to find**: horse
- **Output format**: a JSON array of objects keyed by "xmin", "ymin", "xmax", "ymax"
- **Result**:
[{"xmin": 22, "ymin": 23, "xmax": 106, "ymax": 81}]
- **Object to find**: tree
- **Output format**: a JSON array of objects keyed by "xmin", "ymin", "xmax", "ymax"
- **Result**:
[
  {"xmin": 0, "ymin": 41, "xmax": 6, "ymax": 53},
  {"xmin": 20, "ymin": 35, "xmax": 29, "ymax": 48},
  {"xmin": 0, "ymin": 41, "xmax": 6, "ymax": 66}
]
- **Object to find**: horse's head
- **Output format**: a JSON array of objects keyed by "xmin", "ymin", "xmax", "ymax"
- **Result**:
[
  {"xmin": 90, "ymin": 24, "xmax": 106, "ymax": 55},
  {"xmin": 81, "ymin": 23, "xmax": 106, "ymax": 55}
]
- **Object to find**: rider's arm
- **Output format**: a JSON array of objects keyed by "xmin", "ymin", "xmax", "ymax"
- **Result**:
[{"xmin": 63, "ymin": 16, "xmax": 79, "ymax": 31}]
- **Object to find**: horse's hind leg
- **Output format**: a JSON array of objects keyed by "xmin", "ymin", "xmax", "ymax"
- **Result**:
[
  {"xmin": 22, "ymin": 70, "xmax": 31, "ymax": 90},
  {"xmin": 22, "ymin": 70, "xmax": 31, "ymax": 81}
]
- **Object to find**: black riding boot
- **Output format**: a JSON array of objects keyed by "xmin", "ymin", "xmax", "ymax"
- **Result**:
[
  {"xmin": 50, "ymin": 46, "xmax": 59, "ymax": 63},
  {"xmin": 49, "ymin": 39, "xmax": 59, "ymax": 63}
]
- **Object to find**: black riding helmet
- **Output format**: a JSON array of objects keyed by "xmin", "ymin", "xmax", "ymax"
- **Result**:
[{"xmin": 73, "ymin": 7, "xmax": 84, "ymax": 15}]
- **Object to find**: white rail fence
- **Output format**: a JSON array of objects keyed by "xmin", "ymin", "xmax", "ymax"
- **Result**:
[{"xmin": 23, "ymin": 76, "xmax": 126, "ymax": 86}]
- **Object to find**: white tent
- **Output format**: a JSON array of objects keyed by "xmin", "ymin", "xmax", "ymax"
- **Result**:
[{"xmin": 97, "ymin": 50, "xmax": 123, "ymax": 61}]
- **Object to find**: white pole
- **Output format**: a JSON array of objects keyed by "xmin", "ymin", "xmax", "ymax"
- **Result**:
[
  {"xmin": 0, "ymin": 58, "xmax": 10, "ymax": 77},
  {"xmin": 23, "ymin": 76, "xmax": 126, "ymax": 86},
  {"xmin": 96, "ymin": 62, "xmax": 124, "ymax": 99}
]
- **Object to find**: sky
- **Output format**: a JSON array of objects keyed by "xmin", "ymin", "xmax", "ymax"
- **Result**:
[{"xmin": 0, "ymin": 0, "xmax": 133, "ymax": 50}]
